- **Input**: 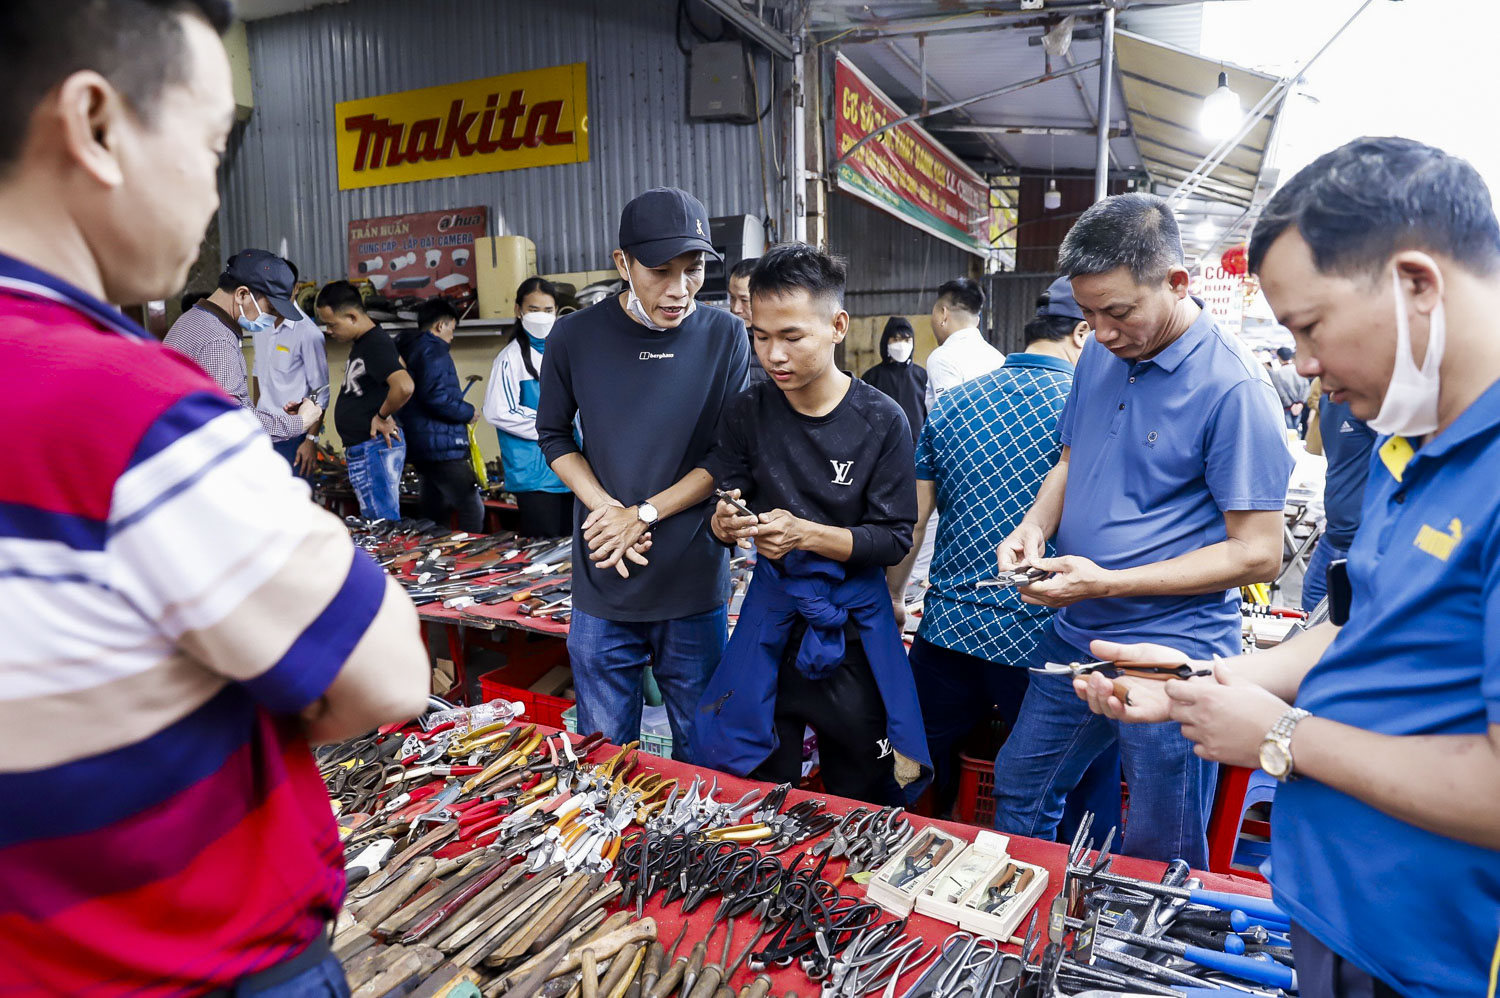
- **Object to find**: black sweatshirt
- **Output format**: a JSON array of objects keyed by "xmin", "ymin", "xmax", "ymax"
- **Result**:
[
  {"xmin": 704, "ymin": 378, "xmax": 917, "ymax": 569},
  {"xmin": 536, "ymin": 295, "xmax": 749, "ymax": 621}
]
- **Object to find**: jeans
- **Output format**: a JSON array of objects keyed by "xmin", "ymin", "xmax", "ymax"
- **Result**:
[
  {"xmin": 992, "ymin": 622, "xmax": 1218, "ymax": 867},
  {"xmin": 1290, "ymin": 924, "xmax": 1402, "ymax": 998},
  {"xmin": 345, "ymin": 436, "xmax": 405, "ymax": 521},
  {"xmin": 272, "ymin": 434, "xmax": 310, "ymax": 481},
  {"xmin": 223, "ymin": 952, "xmax": 349, "ymax": 997},
  {"xmin": 1301, "ymin": 534, "xmax": 1346, "ymax": 612},
  {"xmin": 413, "ymin": 458, "xmax": 484, "ymax": 533},
  {"xmin": 568, "ymin": 605, "xmax": 727, "ymax": 764}
]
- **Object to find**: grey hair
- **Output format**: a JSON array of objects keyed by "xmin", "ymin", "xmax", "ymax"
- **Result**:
[{"xmin": 1058, "ymin": 192, "xmax": 1184, "ymax": 285}]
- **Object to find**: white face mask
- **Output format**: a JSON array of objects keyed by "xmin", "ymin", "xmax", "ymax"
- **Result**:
[
  {"xmin": 521, "ymin": 312, "xmax": 556, "ymax": 339},
  {"xmin": 887, "ymin": 340, "xmax": 914, "ymax": 363},
  {"xmin": 622, "ymin": 267, "xmax": 696, "ymax": 331},
  {"xmin": 1369, "ymin": 269, "xmax": 1445, "ymax": 438}
]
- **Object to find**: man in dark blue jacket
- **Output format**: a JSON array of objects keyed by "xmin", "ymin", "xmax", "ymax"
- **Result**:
[{"xmin": 396, "ymin": 299, "xmax": 483, "ymax": 532}]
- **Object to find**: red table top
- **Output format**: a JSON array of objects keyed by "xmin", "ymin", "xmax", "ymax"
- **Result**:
[{"xmin": 563, "ymin": 732, "xmax": 1271, "ymax": 997}]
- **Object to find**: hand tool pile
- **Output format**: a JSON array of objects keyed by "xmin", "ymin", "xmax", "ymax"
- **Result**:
[
  {"xmin": 992, "ymin": 812, "xmax": 1300, "ymax": 998},
  {"xmin": 319, "ymin": 714, "xmax": 1296, "ymax": 998},
  {"xmin": 345, "ymin": 517, "xmax": 575, "ymax": 623}
]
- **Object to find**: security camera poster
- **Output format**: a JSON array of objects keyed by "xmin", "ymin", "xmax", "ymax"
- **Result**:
[{"xmin": 347, "ymin": 206, "xmax": 487, "ymax": 314}]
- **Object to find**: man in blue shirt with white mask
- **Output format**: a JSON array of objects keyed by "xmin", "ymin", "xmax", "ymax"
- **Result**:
[
  {"xmin": 1075, "ymin": 137, "xmax": 1500, "ymax": 998},
  {"xmin": 992, "ymin": 193, "xmax": 1291, "ymax": 867}
]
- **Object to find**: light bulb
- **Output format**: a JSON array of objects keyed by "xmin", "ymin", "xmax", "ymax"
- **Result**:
[
  {"xmin": 1195, "ymin": 219, "xmax": 1216, "ymax": 242},
  {"xmin": 1043, "ymin": 180, "xmax": 1062, "ymax": 211},
  {"xmin": 1200, "ymin": 71, "xmax": 1241, "ymax": 140}
]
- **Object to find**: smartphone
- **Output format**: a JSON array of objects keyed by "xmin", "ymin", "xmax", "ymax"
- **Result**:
[{"xmin": 714, "ymin": 489, "xmax": 756, "ymax": 518}]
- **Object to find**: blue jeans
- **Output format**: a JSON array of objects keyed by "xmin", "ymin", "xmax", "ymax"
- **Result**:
[
  {"xmin": 272, "ymin": 434, "xmax": 311, "ymax": 482},
  {"xmin": 1301, "ymin": 534, "xmax": 1346, "ymax": 612},
  {"xmin": 230, "ymin": 952, "xmax": 348, "ymax": 997},
  {"xmin": 992, "ymin": 622, "xmax": 1218, "ymax": 867},
  {"xmin": 345, "ymin": 436, "xmax": 406, "ymax": 521},
  {"xmin": 568, "ymin": 606, "xmax": 727, "ymax": 764}
]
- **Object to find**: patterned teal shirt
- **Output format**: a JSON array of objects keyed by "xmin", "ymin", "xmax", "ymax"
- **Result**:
[{"xmin": 914, "ymin": 353, "xmax": 1073, "ymax": 665}]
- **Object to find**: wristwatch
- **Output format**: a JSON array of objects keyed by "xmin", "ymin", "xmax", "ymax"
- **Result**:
[
  {"xmin": 635, "ymin": 501, "xmax": 660, "ymax": 526},
  {"xmin": 1259, "ymin": 707, "xmax": 1311, "ymax": 782}
]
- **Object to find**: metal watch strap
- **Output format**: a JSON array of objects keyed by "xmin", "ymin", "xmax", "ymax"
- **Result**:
[{"xmin": 1272, "ymin": 707, "xmax": 1311, "ymax": 779}]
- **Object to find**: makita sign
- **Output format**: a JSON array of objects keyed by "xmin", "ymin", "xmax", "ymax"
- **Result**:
[{"xmin": 335, "ymin": 63, "xmax": 589, "ymax": 191}]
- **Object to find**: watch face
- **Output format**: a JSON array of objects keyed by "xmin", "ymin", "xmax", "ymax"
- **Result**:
[{"xmin": 1259, "ymin": 741, "xmax": 1290, "ymax": 778}]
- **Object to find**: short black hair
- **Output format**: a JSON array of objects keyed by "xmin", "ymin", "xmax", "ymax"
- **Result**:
[
  {"xmin": 1059, "ymin": 192, "xmax": 1183, "ymax": 285},
  {"xmin": 728, "ymin": 257, "xmax": 759, "ymax": 282},
  {"xmin": 515, "ymin": 276, "xmax": 560, "ymax": 307},
  {"xmin": 180, "ymin": 289, "xmax": 209, "ymax": 314},
  {"xmin": 0, "ymin": 0, "xmax": 234, "ymax": 173},
  {"xmin": 415, "ymin": 297, "xmax": 461, "ymax": 332},
  {"xmin": 1024, "ymin": 314, "xmax": 1081, "ymax": 344},
  {"xmin": 936, "ymin": 277, "xmax": 984, "ymax": 317},
  {"xmin": 1248, "ymin": 136, "xmax": 1500, "ymax": 279},
  {"xmin": 315, "ymin": 280, "xmax": 366, "ymax": 314},
  {"xmin": 748, "ymin": 243, "xmax": 846, "ymax": 313}
]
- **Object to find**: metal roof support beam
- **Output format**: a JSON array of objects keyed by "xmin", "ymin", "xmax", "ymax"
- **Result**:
[
  {"xmin": 879, "ymin": 39, "xmax": 1018, "ymax": 171},
  {"xmin": 698, "ymin": 0, "xmax": 794, "ymax": 59},
  {"xmin": 934, "ymin": 124, "xmax": 1127, "ymax": 136},
  {"xmin": 1129, "ymin": 107, "xmax": 1266, "ymax": 157},
  {"xmin": 1093, "ymin": 4, "xmax": 1117, "ymax": 203},
  {"xmin": 836, "ymin": 59, "xmax": 1100, "ymax": 166},
  {"xmin": 818, "ymin": 0, "xmax": 1207, "ymax": 43},
  {"xmin": 1169, "ymin": 0, "xmax": 1377, "ymax": 205}
]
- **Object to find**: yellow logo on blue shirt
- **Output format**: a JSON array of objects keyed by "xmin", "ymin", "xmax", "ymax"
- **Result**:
[{"xmin": 1414, "ymin": 518, "xmax": 1463, "ymax": 561}]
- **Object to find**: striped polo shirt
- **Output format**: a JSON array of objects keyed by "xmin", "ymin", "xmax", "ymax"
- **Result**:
[{"xmin": 0, "ymin": 253, "xmax": 422, "ymax": 995}]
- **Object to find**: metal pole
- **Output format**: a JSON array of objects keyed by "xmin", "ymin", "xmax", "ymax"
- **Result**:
[
  {"xmin": 792, "ymin": 35, "xmax": 808, "ymax": 243},
  {"xmin": 1093, "ymin": 6, "xmax": 1116, "ymax": 203}
]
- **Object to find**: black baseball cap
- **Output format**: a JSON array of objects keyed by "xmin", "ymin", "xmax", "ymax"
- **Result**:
[
  {"xmin": 222, "ymin": 249, "xmax": 303, "ymax": 321},
  {"xmin": 617, "ymin": 188, "xmax": 721, "ymax": 267},
  {"xmin": 1037, "ymin": 275, "xmax": 1085, "ymax": 322},
  {"xmin": 1276, "ymin": 346, "xmax": 1295, "ymax": 361}
]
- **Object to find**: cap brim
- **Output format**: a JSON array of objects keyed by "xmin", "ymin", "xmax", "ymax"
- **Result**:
[
  {"xmin": 626, "ymin": 236, "xmax": 722, "ymax": 268},
  {"xmin": 267, "ymin": 294, "xmax": 306, "ymax": 322}
]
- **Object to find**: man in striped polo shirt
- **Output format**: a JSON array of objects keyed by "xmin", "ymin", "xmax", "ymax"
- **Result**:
[{"xmin": 0, "ymin": 2, "xmax": 431, "ymax": 995}]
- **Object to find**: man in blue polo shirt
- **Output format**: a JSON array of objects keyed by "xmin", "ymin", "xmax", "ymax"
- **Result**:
[
  {"xmin": 1075, "ymin": 137, "xmax": 1500, "ymax": 998},
  {"xmin": 992, "ymin": 193, "xmax": 1291, "ymax": 866},
  {"xmin": 886, "ymin": 276, "xmax": 1091, "ymax": 817},
  {"xmin": 1302, "ymin": 384, "xmax": 1375, "ymax": 610}
]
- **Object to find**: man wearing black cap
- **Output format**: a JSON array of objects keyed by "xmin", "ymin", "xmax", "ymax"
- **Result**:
[
  {"xmin": 887, "ymin": 275, "xmax": 1092, "ymax": 816},
  {"xmin": 165, "ymin": 248, "xmax": 323, "ymax": 442},
  {"xmin": 536, "ymin": 187, "xmax": 749, "ymax": 762}
]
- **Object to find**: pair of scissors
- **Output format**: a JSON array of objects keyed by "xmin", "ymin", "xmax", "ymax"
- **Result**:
[
  {"xmin": 975, "ymin": 567, "xmax": 1052, "ymax": 589},
  {"xmin": 1030, "ymin": 660, "xmax": 1215, "ymax": 680}
]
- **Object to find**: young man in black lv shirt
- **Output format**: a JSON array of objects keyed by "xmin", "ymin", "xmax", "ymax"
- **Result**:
[{"xmin": 697, "ymin": 244, "xmax": 931, "ymax": 804}]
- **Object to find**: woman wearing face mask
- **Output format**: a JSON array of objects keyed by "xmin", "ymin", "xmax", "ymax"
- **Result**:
[
  {"xmin": 483, "ymin": 277, "xmax": 575, "ymax": 537},
  {"xmin": 860, "ymin": 316, "xmax": 928, "ymax": 443}
]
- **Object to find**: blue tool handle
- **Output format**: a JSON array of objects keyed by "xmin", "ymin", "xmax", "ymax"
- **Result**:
[
  {"xmin": 1189, "ymin": 889, "xmax": 1289, "ymax": 925},
  {"xmin": 1183, "ymin": 944, "xmax": 1296, "ymax": 989}
]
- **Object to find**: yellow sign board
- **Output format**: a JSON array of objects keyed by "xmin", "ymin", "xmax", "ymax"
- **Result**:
[{"xmin": 335, "ymin": 63, "xmax": 589, "ymax": 191}]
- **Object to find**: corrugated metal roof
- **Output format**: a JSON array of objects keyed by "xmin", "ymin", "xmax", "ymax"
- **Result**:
[{"xmin": 220, "ymin": 0, "xmax": 786, "ymax": 282}]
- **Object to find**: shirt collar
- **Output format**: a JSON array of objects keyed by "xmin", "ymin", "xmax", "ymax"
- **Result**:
[
  {"xmin": 1138, "ymin": 296, "xmax": 1214, "ymax": 374},
  {"xmin": 946, "ymin": 326, "xmax": 982, "ymax": 345},
  {"xmin": 1383, "ymin": 375, "xmax": 1500, "ymax": 483},
  {"xmin": 195, "ymin": 300, "xmax": 243, "ymax": 340},
  {"xmin": 0, "ymin": 251, "xmax": 151, "ymax": 341},
  {"xmin": 1004, "ymin": 352, "xmax": 1074, "ymax": 374}
]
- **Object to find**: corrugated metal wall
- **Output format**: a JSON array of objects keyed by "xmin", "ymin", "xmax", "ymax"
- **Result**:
[
  {"xmin": 828, "ymin": 191, "xmax": 978, "ymax": 319},
  {"xmin": 985, "ymin": 273, "xmax": 1057, "ymax": 354},
  {"xmin": 220, "ymin": 0, "xmax": 785, "ymax": 280}
]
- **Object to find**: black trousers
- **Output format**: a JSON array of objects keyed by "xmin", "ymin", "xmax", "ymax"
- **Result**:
[
  {"xmin": 414, "ymin": 458, "xmax": 483, "ymax": 533},
  {"xmin": 1290, "ymin": 924, "xmax": 1403, "ymax": 998},
  {"xmin": 751, "ymin": 619, "xmax": 900, "ymax": 805},
  {"xmin": 516, "ymin": 490, "xmax": 575, "ymax": 538}
]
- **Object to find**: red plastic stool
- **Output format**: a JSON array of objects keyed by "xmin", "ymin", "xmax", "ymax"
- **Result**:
[{"xmin": 1206, "ymin": 764, "xmax": 1275, "ymax": 880}]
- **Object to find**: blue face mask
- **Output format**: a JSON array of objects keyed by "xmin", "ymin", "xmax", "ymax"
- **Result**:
[{"xmin": 236, "ymin": 296, "xmax": 276, "ymax": 333}]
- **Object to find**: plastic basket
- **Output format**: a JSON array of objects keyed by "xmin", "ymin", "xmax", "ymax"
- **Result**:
[
  {"xmin": 955, "ymin": 752, "xmax": 996, "ymax": 827},
  {"xmin": 477, "ymin": 677, "xmax": 573, "ymax": 729},
  {"xmin": 562, "ymin": 706, "xmax": 672, "ymax": 758}
]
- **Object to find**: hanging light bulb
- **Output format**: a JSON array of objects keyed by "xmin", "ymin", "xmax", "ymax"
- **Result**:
[
  {"xmin": 1200, "ymin": 70, "xmax": 1241, "ymax": 140},
  {"xmin": 1195, "ymin": 219, "xmax": 1216, "ymax": 242},
  {"xmin": 1043, "ymin": 179, "xmax": 1062, "ymax": 211}
]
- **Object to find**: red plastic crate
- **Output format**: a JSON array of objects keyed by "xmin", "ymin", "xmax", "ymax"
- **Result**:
[
  {"xmin": 955, "ymin": 752, "xmax": 996, "ymax": 827},
  {"xmin": 478, "ymin": 677, "xmax": 574, "ymax": 729}
]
